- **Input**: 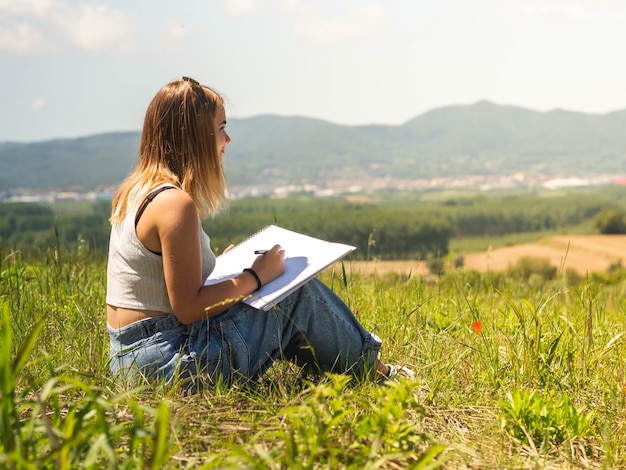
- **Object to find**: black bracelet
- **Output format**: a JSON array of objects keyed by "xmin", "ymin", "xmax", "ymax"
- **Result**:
[{"xmin": 243, "ymin": 268, "xmax": 262, "ymax": 291}]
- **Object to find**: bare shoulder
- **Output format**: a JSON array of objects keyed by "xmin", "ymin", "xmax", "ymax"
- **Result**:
[
  {"xmin": 152, "ymin": 187, "xmax": 194, "ymax": 209},
  {"xmin": 143, "ymin": 188, "xmax": 198, "ymax": 230},
  {"xmin": 135, "ymin": 188, "xmax": 199, "ymax": 253}
]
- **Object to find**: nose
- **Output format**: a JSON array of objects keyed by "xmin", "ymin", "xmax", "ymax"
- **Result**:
[{"xmin": 225, "ymin": 132, "xmax": 231, "ymax": 144}]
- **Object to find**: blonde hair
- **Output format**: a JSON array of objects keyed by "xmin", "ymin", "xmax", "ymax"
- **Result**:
[{"xmin": 110, "ymin": 77, "xmax": 228, "ymax": 224}]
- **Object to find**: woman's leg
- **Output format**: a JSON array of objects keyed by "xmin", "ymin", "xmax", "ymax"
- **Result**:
[
  {"xmin": 272, "ymin": 278, "xmax": 381, "ymax": 376},
  {"xmin": 188, "ymin": 278, "xmax": 382, "ymax": 385}
]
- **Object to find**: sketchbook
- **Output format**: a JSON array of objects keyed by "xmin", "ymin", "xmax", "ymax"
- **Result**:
[{"xmin": 204, "ymin": 225, "xmax": 356, "ymax": 310}]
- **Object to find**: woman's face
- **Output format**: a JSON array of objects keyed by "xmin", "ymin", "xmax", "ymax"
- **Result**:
[{"xmin": 213, "ymin": 105, "xmax": 231, "ymax": 159}]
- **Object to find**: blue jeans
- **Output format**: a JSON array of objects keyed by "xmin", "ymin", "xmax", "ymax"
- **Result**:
[{"xmin": 108, "ymin": 279, "xmax": 382, "ymax": 386}]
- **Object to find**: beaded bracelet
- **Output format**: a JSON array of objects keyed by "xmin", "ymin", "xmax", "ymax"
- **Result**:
[{"xmin": 243, "ymin": 268, "xmax": 262, "ymax": 291}]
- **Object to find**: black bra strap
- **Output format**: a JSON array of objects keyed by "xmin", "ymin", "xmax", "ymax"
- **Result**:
[{"xmin": 135, "ymin": 186, "xmax": 176, "ymax": 227}]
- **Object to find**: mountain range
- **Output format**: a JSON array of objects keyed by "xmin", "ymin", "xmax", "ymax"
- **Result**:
[{"xmin": 2, "ymin": 100, "xmax": 626, "ymax": 193}]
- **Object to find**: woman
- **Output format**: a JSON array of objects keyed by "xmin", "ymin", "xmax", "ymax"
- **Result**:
[{"xmin": 106, "ymin": 76, "xmax": 414, "ymax": 386}]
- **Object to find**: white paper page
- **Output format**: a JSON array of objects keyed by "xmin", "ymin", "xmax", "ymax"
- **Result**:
[{"xmin": 205, "ymin": 225, "xmax": 355, "ymax": 310}]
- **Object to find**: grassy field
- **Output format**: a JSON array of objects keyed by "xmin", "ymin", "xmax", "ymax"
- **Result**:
[{"xmin": 2, "ymin": 245, "xmax": 626, "ymax": 468}]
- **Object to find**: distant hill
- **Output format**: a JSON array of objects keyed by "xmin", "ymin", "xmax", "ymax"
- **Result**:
[
  {"xmin": 0, "ymin": 132, "xmax": 140, "ymax": 192},
  {"xmin": 2, "ymin": 101, "xmax": 626, "ymax": 192}
]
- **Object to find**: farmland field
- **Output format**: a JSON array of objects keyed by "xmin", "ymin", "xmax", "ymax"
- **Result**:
[{"xmin": 349, "ymin": 234, "xmax": 626, "ymax": 275}]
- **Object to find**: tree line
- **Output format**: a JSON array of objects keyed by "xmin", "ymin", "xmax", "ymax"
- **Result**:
[{"xmin": 2, "ymin": 188, "xmax": 626, "ymax": 261}]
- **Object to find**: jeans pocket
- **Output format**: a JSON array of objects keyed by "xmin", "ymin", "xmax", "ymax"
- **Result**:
[
  {"xmin": 109, "ymin": 317, "xmax": 186, "ymax": 381},
  {"xmin": 109, "ymin": 334, "xmax": 161, "ymax": 379}
]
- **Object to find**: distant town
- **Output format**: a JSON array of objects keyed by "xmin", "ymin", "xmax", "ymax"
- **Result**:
[{"xmin": 1, "ymin": 173, "xmax": 623, "ymax": 204}]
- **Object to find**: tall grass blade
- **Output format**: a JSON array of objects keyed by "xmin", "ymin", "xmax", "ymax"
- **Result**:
[
  {"xmin": 1, "ymin": 304, "xmax": 45, "ymax": 459},
  {"xmin": 150, "ymin": 400, "xmax": 171, "ymax": 469},
  {"xmin": 0, "ymin": 304, "xmax": 17, "ymax": 455},
  {"xmin": 412, "ymin": 443, "xmax": 448, "ymax": 469},
  {"xmin": 12, "ymin": 317, "xmax": 45, "ymax": 377}
]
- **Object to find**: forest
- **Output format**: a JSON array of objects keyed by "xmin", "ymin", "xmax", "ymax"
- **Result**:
[{"xmin": 3, "ymin": 186, "xmax": 626, "ymax": 261}]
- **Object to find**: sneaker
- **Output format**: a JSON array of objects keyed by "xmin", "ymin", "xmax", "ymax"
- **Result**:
[{"xmin": 383, "ymin": 364, "xmax": 416, "ymax": 382}]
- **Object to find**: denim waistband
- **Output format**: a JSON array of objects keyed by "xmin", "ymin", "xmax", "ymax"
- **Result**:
[{"xmin": 107, "ymin": 314, "xmax": 184, "ymax": 339}]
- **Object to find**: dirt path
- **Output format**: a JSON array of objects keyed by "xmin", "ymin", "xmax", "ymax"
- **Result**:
[{"xmin": 345, "ymin": 235, "xmax": 626, "ymax": 276}]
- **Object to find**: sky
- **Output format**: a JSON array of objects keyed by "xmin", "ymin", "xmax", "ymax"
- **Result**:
[{"xmin": 1, "ymin": 0, "xmax": 625, "ymax": 142}]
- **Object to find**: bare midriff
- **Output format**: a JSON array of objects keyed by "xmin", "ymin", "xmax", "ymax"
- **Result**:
[{"xmin": 106, "ymin": 305, "xmax": 170, "ymax": 329}]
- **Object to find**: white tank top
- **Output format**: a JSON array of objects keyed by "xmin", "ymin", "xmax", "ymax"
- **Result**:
[{"xmin": 105, "ymin": 187, "xmax": 215, "ymax": 314}]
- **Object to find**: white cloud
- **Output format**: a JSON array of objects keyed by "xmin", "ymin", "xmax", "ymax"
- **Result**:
[
  {"xmin": 224, "ymin": 0, "xmax": 258, "ymax": 15},
  {"xmin": 519, "ymin": 4, "xmax": 588, "ymax": 22},
  {"xmin": 164, "ymin": 21, "xmax": 192, "ymax": 41},
  {"xmin": 284, "ymin": 1, "xmax": 391, "ymax": 44},
  {"xmin": 57, "ymin": 3, "xmax": 135, "ymax": 53},
  {"xmin": 0, "ymin": 21, "xmax": 50, "ymax": 55},
  {"xmin": 29, "ymin": 98, "xmax": 47, "ymax": 110},
  {"xmin": 514, "ymin": 2, "xmax": 623, "ymax": 24},
  {"xmin": 156, "ymin": 20, "xmax": 197, "ymax": 56},
  {"xmin": 0, "ymin": 0, "xmax": 136, "ymax": 55},
  {"xmin": 0, "ymin": 0, "xmax": 57, "ymax": 16}
]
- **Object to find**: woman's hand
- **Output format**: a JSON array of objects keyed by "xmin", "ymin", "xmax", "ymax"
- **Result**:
[{"xmin": 250, "ymin": 244, "xmax": 285, "ymax": 286}]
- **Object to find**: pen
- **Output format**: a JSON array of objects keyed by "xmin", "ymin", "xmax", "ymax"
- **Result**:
[{"xmin": 254, "ymin": 250, "xmax": 269, "ymax": 255}]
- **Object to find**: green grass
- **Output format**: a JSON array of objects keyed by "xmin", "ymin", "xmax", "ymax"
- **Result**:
[{"xmin": 2, "ymin": 246, "xmax": 626, "ymax": 468}]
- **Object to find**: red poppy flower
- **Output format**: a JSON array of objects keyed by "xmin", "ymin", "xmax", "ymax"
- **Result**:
[{"xmin": 471, "ymin": 319, "xmax": 482, "ymax": 334}]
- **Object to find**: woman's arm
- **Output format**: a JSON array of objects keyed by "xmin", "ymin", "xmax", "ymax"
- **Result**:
[{"xmin": 140, "ymin": 190, "xmax": 284, "ymax": 324}]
